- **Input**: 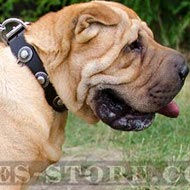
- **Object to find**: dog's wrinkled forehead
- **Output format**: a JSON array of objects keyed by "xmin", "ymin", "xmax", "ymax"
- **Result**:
[
  {"xmin": 105, "ymin": 2, "xmax": 154, "ymax": 40},
  {"xmin": 76, "ymin": 5, "xmax": 151, "ymax": 94}
]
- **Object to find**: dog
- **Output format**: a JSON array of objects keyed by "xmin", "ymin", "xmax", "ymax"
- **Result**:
[{"xmin": 0, "ymin": 1, "xmax": 188, "ymax": 189}]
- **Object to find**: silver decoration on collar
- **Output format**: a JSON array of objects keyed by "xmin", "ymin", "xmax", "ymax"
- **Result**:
[
  {"xmin": 53, "ymin": 96, "xmax": 64, "ymax": 108},
  {"xmin": 0, "ymin": 18, "xmax": 29, "ymax": 45},
  {"xmin": 35, "ymin": 72, "xmax": 49, "ymax": 88},
  {"xmin": 18, "ymin": 46, "xmax": 33, "ymax": 63}
]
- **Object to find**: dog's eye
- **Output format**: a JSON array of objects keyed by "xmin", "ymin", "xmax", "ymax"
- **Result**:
[
  {"xmin": 130, "ymin": 40, "xmax": 142, "ymax": 51},
  {"xmin": 124, "ymin": 39, "xmax": 143, "ymax": 53}
]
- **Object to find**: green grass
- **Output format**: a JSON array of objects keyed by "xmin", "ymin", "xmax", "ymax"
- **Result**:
[{"xmin": 64, "ymin": 76, "xmax": 190, "ymax": 162}]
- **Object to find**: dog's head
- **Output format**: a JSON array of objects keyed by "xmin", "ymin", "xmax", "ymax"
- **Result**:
[{"xmin": 32, "ymin": 1, "xmax": 189, "ymax": 131}]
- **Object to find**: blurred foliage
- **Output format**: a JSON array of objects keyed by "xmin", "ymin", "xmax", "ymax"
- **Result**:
[
  {"xmin": 0, "ymin": 0, "xmax": 190, "ymax": 50},
  {"xmin": 125, "ymin": 0, "xmax": 190, "ymax": 50}
]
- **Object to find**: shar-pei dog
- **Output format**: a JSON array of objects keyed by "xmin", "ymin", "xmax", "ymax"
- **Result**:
[{"xmin": 0, "ymin": 1, "xmax": 188, "ymax": 189}]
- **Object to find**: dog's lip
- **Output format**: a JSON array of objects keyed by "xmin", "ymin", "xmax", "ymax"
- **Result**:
[
  {"xmin": 95, "ymin": 102, "xmax": 155, "ymax": 131},
  {"xmin": 111, "ymin": 112, "xmax": 155, "ymax": 131},
  {"xmin": 94, "ymin": 89, "xmax": 156, "ymax": 131}
]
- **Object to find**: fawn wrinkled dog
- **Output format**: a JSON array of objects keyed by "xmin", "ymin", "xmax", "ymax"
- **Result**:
[{"xmin": 0, "ymin": 1, "xmax": 188, "ymax": 189}]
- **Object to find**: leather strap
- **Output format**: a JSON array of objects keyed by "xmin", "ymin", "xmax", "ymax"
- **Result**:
[{"xmin": 8, "ymin": 29, "xmax": 67, "ymax": 113}]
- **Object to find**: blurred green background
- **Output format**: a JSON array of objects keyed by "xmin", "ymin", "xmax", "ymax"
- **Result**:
[{"xmin": 0, "ymin": 0, "xmax": 190, "ymax": 51}]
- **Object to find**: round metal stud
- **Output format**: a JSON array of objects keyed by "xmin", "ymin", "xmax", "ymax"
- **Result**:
[
  {"xmin": 20, "ymin": 49, "xmax": 29, "ymax": 59},
  {"xmin": 37, "ymin": 76, "xmax": 46, "ymax": 85},
  {"xmin": 18, "ymin": 46, "xmax": 33, "ymax": 63},
  {"xmin": 53, "ymin": 96, "xmax": 64, "ymax": 108},
  {"xmin": 35, "ymin": 72, "xmax": 49, "ymax": 88}
]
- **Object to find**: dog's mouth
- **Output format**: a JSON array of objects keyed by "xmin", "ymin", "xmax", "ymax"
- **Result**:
[{"xmin": 94, "ymin": 89, "xmax": 179, "ymax": 131}]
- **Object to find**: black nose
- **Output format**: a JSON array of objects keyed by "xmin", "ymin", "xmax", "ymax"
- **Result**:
[{"xmin": 179, "ymin": 64, "xmax": 189, "ymax": 81}]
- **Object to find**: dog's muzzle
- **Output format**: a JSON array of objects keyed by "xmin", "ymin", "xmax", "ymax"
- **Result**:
[{"xmin": 93, "ymin": 55, "xmax": 189, "ymax": 132}]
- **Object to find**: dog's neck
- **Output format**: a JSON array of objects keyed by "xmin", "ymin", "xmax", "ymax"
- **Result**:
[
  {"xmin": 24, "ymin": 10, "xmax": 71, "ymax": 74},
  {"xmin": 24, "ymin": 12, "xmax": 81, "ymax": 113}
]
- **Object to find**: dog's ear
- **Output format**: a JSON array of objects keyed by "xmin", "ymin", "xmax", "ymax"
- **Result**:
[{"xmin": 75, "ymin": 3, "xmax": 120, "ymax": 43}]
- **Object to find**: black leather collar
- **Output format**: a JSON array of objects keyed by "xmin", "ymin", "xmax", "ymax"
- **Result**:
[{"xmin": 0, "ymin": 18, "xmax": 67, "ymax": 113}]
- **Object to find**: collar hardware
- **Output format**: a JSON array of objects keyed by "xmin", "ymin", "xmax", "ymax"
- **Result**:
[
  {"xmin": 0, "ymin": 18, "xmax": 67, "ymax": 113},
  {"xmin": 18, "ymin": 46, "xmax": 33, "ymax": 63},
  {"xmin": 0, "ymin": 18, "xmax": 28, "ymax": 45},
  {"xmin": 53, "ymin": 96, "xmax": 65, "ymax": 108},
  {"xmin": 35, "ymin": 72, "xmax": 50, "ymax": 88}
]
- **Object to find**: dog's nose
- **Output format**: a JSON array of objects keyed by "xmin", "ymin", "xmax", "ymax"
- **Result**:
[
  {"xmin": 179, "ymin": 64, "xmax": 189, "ymax": 82},
  {"xmin": 174, "ymin": 54, "xmax": 189, "ymax": 82}
]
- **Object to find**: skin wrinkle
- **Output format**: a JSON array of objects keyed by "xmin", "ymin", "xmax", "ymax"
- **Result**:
[
  {"xmin": 120, "ymin": 20, "xmax": 133, "ymax": 45},
  {"xmin": 135, "ymin": 48, "xmax": 168, "ymax": 89},
  {"xmin": 84, "ymin": 40, "xmax": 115, "ymax": 61},
  {"xmin": 146, "ymin": 53, "xmax": 168, "ymax": 91},
  {"xmin": 128, "ymin": 56, "xmax": 153, "ymax": 88},
  {"xmin": 140, "ymin": 45, "xmax": 146, "ymax": 65}
]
